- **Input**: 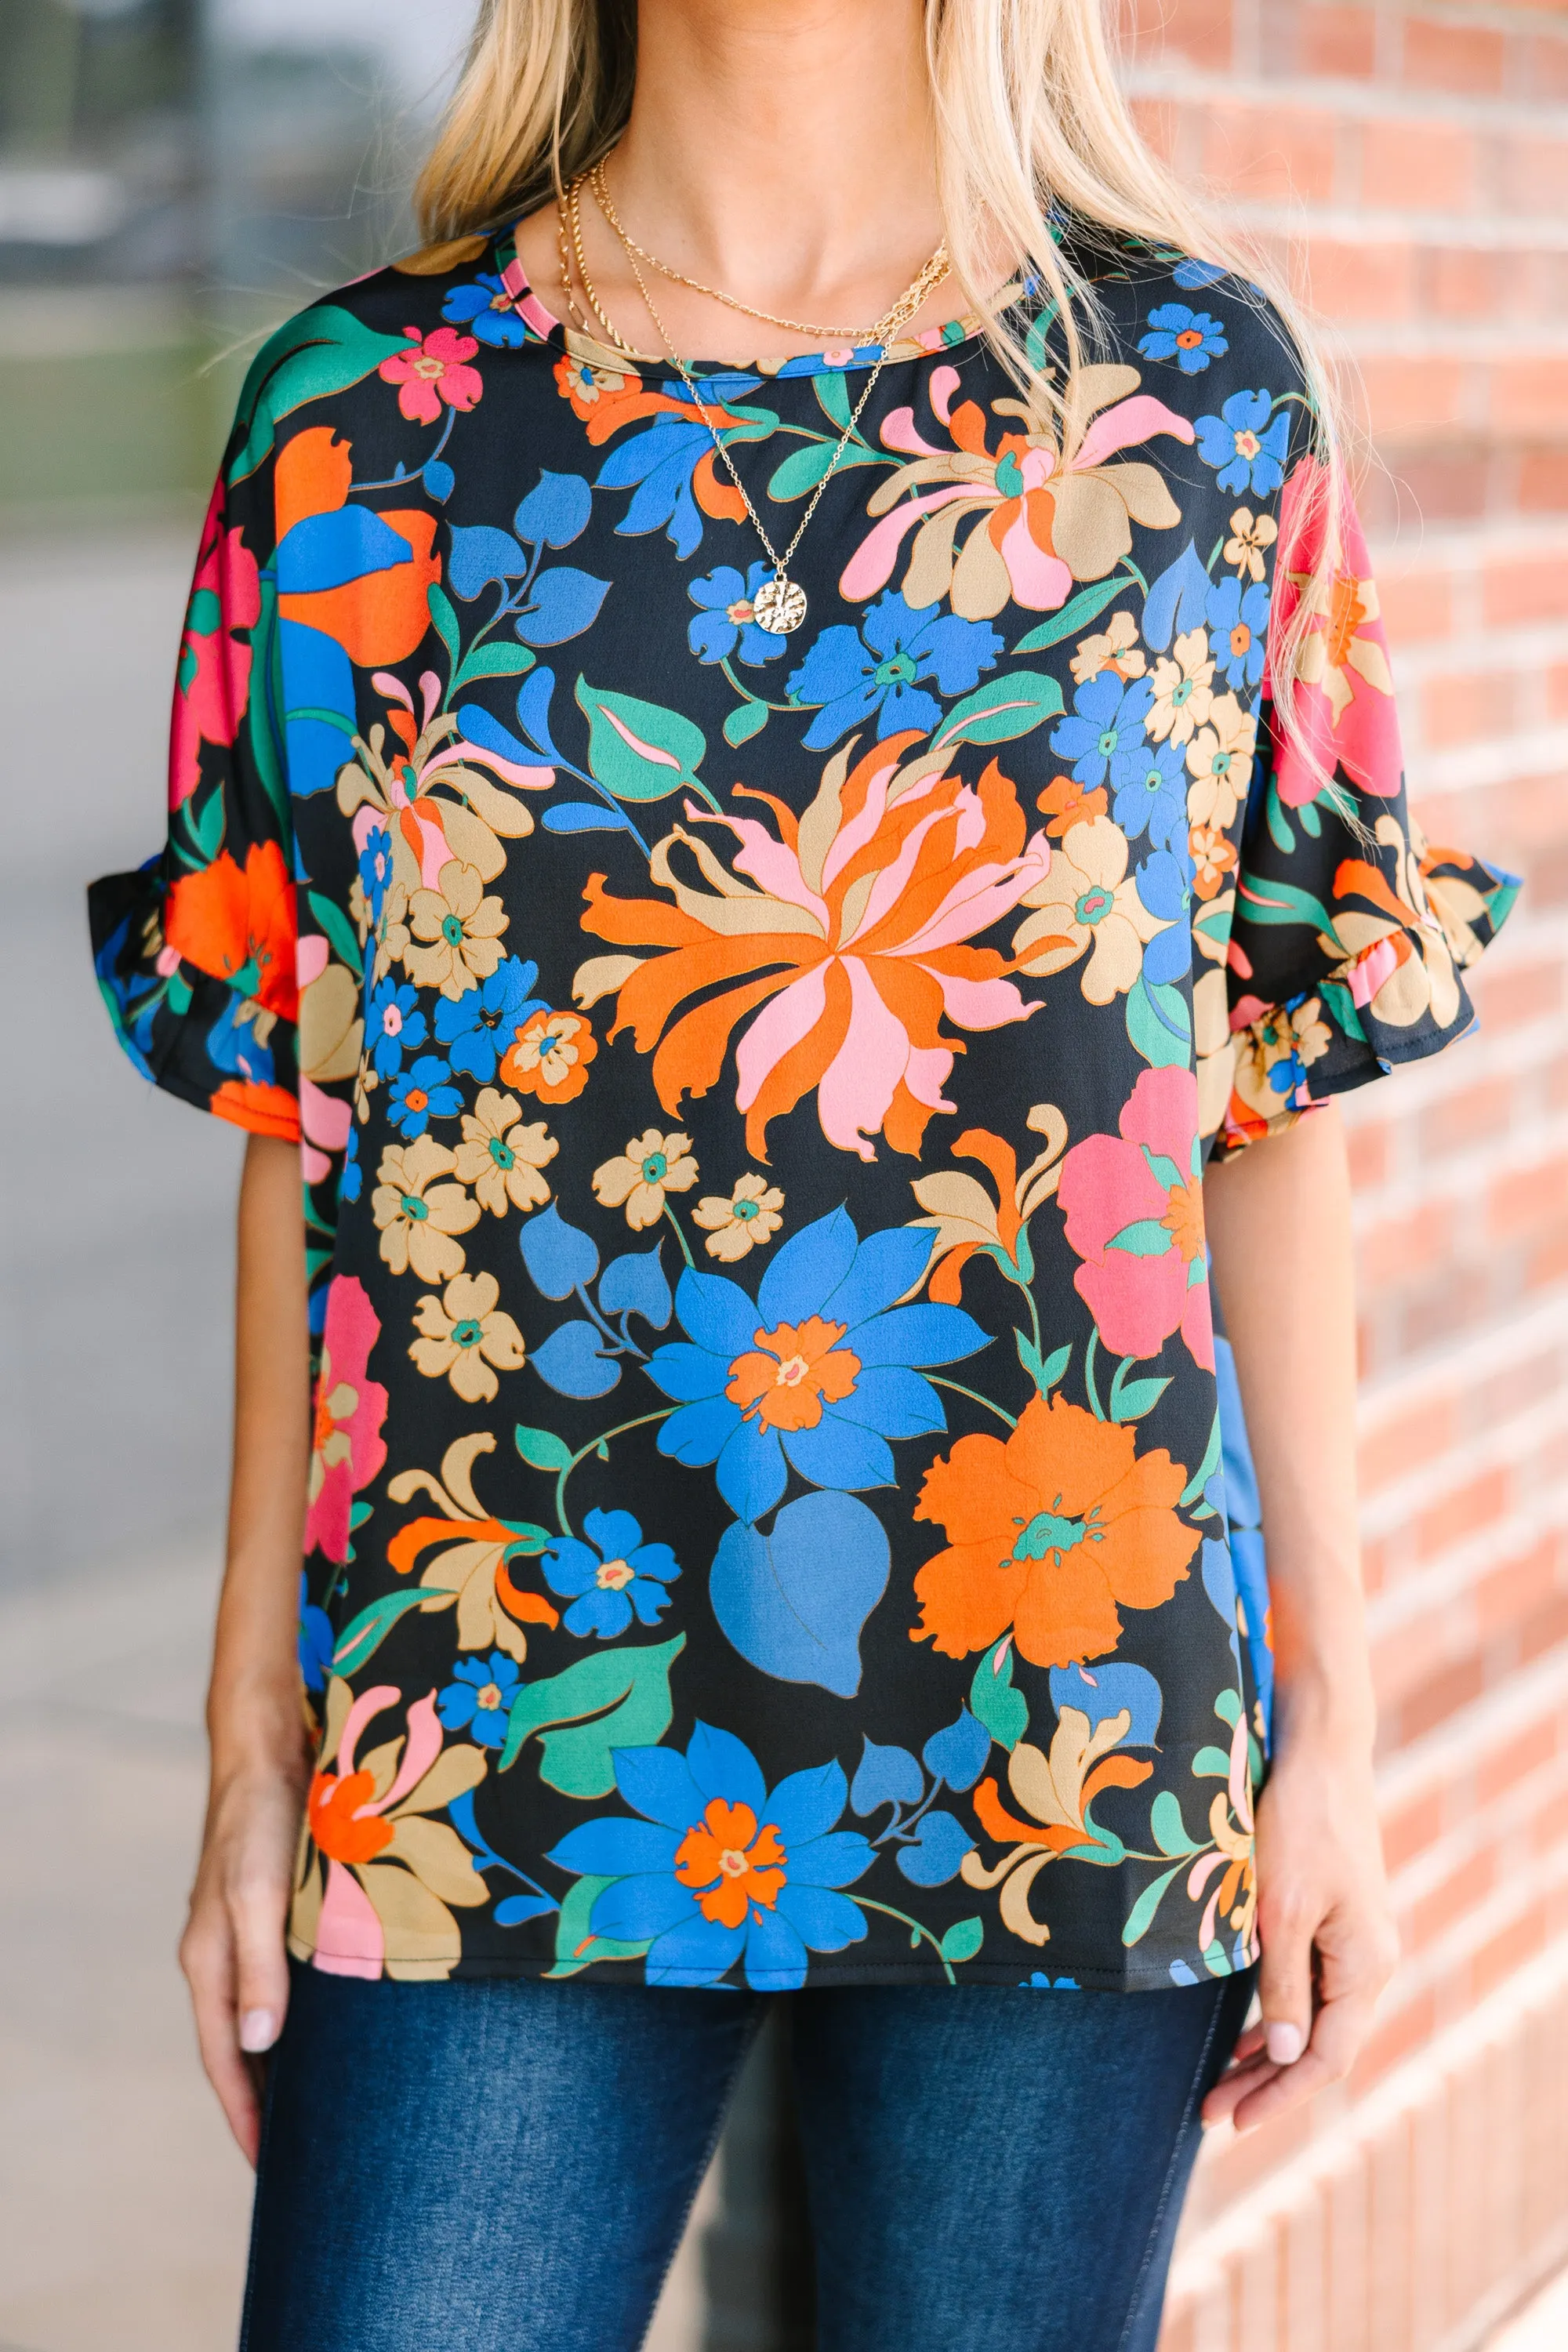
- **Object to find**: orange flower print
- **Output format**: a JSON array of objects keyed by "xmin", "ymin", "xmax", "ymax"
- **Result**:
[
  {"xmin": 165, "ymin": 837, "xmax": 298, "ymax": 1020},
  {"xmin": 499, "ymin": 1007, "xmax": 598, "ymax": 1102},
  {"xmin": 912, "ymin": 1393, "xmax": 1200, "ymax": 1668},
  {"xmin": 1189, "ymin": 822, "xmax": 1237, "ymax": 900},
  {"xmin": 675, "ymin": 1798, "xmax": 787, "ymax": 1928},
  {"xmin": 576, "ymin": 733, "xmax": 1048, "ymax": 1163},
  {"xmin": 726, "ymin": 1316, "xmax": 862, "ymax": 1434},
  {"xmin": 554, "ymin": 351, "xmax": 641, "ymax": 425}
]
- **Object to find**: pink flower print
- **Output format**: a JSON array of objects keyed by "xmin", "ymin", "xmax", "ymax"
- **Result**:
[
  {"xmin": 303, "ymin": 1275, "xmax": 389, "ymax": 1564},
  {"xmin": 169, "ymin": 476, "xmax": 261, "ymax": 808},
  {"xmin": 378, "ymin": 326, "xmax": 485, "ymax": 425},
  {"xmin": 1269, "ymin": 456, "xmax": 1400, "ymax": 811},
  {"xmin": 1056, "ymin": 1065, "xmax": 1214, "ymax": 1370}
]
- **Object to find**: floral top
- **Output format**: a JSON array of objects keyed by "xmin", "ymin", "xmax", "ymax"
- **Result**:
[{"xmin": 91, "ymin": 222, "xmax": 1516, "ymax": 1992}]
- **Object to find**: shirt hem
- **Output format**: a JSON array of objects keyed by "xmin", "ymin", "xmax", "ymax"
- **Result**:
[{"xmin": 290, "ymin": 1944, "xmax": 1218, "ymax": 1994}]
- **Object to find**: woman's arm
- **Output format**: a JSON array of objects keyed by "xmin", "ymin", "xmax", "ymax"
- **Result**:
[
  {"xmin": 179, "ymin": 1132, "xmax": 313, "ymax": 2164},
  {"xmin": 1200, "ymin": 1101, "xmax": 1399, "ymax": 2133}
]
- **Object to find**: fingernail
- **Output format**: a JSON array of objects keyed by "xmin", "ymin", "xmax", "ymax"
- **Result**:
[
  {"xmin": 1266, "ymin": 2021, "xmax": 1304, "ymax": 2067},
  {"xmin": 239, "ymin": 2009, "xmax": 278, "ymax": 2054}
]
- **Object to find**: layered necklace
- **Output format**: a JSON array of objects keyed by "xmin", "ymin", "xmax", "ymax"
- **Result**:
[{"xmin": 555, "ymin": 162, "xmax": 949, "ymax": 636}]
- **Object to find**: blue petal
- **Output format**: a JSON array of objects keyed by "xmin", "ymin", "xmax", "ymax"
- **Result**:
[
  {"xmin": 689, "ymin": 608, "xmax": 739, "ymax": 663},
  {"xmin": 644, "ymin": 1341, "xmax": 730, "ymax": 1404},
  {"xmin": 274, "ymin": 506, "xmax": 410, "ymax": 595},
  {"xmin": 875, "ymin": 679, "xmax": 941, "ymax": 739},
  {"xmin": 1048, "ymin": 1661, "xmax": 1163, "ymax": 1748},
  {"xmin": 686, "ymin": 1722, "xmax": 768, "ymax": 1815},
  {"xmin": 593, "ymin": 1872, "xmax": 697, "ymax": 1942},
  {"xmin": 822, "ymin": 1225, "xmax": 935, "ymax": 1330},
  {"xmin": 645, "ymin": 1912, "xmax": 746, "ymax": 1987},
  {"xmin": 531, "ymin": 1319, "xmax": 620, "ymax": 1399},
  {"xmin": 612, "ymin": 1744, "xmax": 706, "ymax": 1827},
  {"xmin": 710, "ymin": 1491, "xmax": 889, "ymax": 1698},
  {"xmin": 765, "ymin": 1760, "xmax": 848, "ymax": 1849},
  {"xmin": 717, "ymin": 1418, "xmax": 787, "ymax": 1521},
  {"xmin": 742, "ymin": 1905, "xmax": 809, "ymax": 1990},
  {"xmin": 545, "ymin": 1820, "xmax": 681, "ymax": 1876},
  {"xmin": 630, "ymin": 1579, "xmax": 673, "ymax": 1625},
  {"xmin": 514, "ymin": 468, "xmax": 593, "ymax": 550},
  {"xmin": 564, "ymin": 1588, "xmax": 631, "ymax": 1638},
  {"xmin": 446, "ymin": 524, "xmax": 528, "ymax": 601},
  {"xmin": 627, "ymin": 1542, "xmax": 679, "ymax": 1584},
  {"xmin": 583, "ymin": 1506, "xmax": 643, "ymax": 1559},
  {"xmin": 800, "ymin": 682, "xmax": 883, "ymax": 751},
  {"xmin": 851, "ymin": 1303, "xmax": 989, "ymax": 1369},
  {"xmin": 517, "ymin": 1205, "xmax": 600, "ymax": 1300},
  {"xmin": 540, "ymin": 1537, "xmax": 599, "ymax": 1598},
  {"xmin": 829, "ymin": 1365, "xmax": 944, "ymax": 1439},
  {"xmin": 757, "ymin": 1206, "xmax": 859, "ymax": 1327},
  {"xmin": 659, "ymin": 1396, "xmax": 742, "ymax": 1467},
  {"xmin": 673, "ymin": 1266, "xmax": 758, "ymax": 1357},
  {"xmin": 921, "ymin": 1705, "xmax": 992, "ymax": 1791},
  {"xmin": 786, "ymin": 1830, "xmax": 877, "ymax": 1891},
  {"xmin": 773, "ymin": 1882, "xmax": 868, "ymax": 1955},
  {"xmin": 781, "ymin": 1414, "xmax": 895, "ymax": 1492}
]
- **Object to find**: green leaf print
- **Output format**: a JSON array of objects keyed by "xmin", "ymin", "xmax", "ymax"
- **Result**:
[
  {"xmin": 931, "ymin": 670, "xmax": 1065, "ymax": 753},
  {"xmin": 427, "ymin": 583, "xmax": 462, "ymax": 675},
  {"xmin": 332, "ymin": 1586, "xmax": 452, "ymax": 1677},
  {"xmin": 575, "ymin": 678, "xmax": 708, "ymax": 801},
  {"xmin": 1011, "ymin": 577, "xmax": 1133, "ymax": 655},
  {"xmin": 1124, "ymin": 975, "xmax": 1192, "ymax": 1069},
  {"xmin": 514, "ymin": 1424, "xmax": 575, "ymax": 1474},
  {"xmin": 723, "ymin": 699, "xmax": 769, "ymax": 748},
  {"xmin": 969, "ymin": 1637, "xmax": 1028, "ymax": 1752},
  {"xmin": 1121, "ymin": 1861, "xmax": 1184, "ymax": 1948},
  {"xmin": 307, "ymin": 890, "xmax": 364, "ymax": 979},
  {"xmin": 938, "ymin": 1916, "xmax": 985, "ymax": 1965},
  {"xmin": 1150, "ymin": 1791, "xmax": 1203, "ymax": 1857},
  {"xmin": 499, "ymin": 1635, "xmax": 687, "ymax": 1791},
  {"xmin": 542, "ymin": 1873, "xmax": 652, "ymax": 1979},
  {"xmin": 227, "ymin": 307, "xmax": 410, "ymax": 483},
  {"xmin": 452, "ymin": 641, "xmax": 537, "ymax": 692}
]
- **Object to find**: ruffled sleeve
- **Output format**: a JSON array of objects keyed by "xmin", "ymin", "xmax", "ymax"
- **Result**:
[
  {"xmin": 1210, "ymin": 459, "xmax": 1519, "ymax": 1157},
  {"xmin": 89, "ymin": 448, "xmax": 300, "ymax": 1141}
]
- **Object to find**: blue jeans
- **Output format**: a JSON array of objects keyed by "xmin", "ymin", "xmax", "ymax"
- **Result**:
[{"xmin": 241, "ymin": 1961, "xmax": 1253, "ymax": 2352}]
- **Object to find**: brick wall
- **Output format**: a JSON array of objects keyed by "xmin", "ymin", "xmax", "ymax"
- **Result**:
[{"xmin": 1126, "ymin": 3, "xmax": 1568, "ymax": 2344}]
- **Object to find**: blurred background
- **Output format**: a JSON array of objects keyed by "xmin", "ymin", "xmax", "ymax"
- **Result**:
[{"xmin": 1, "ymin": 2, "xmax": 1565, "ymax": 2350}]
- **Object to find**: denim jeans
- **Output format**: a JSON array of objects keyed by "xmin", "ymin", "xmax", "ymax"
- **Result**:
[{"xmin": 241, "ymin": 1960, "xmax": 1253, "ymax": 2352}]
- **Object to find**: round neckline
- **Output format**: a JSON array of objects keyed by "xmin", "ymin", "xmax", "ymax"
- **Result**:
[{"xmin": 492, "ymin": 225, "xmax": 989, "ymax": 379}]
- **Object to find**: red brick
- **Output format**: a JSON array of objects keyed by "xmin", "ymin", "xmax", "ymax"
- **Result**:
[
  {"xmin": 1383, "ymin": 1650, "xmax": 1488, "ymax": 1746},
  {"xmin": 1483, "ymin": 549, "xmax": 1568, "ymax": 629},
  {"xmin": 1425, "ymin": 247, "xmax": 1503, "ymax": 323},
  {"xmin": 1299, "ymin": 1, "xmax": 1378, "ymax": 75},
  {"xmin": 1352, "ymin": 1984, "xmax": 1439, "ymax": 2093},
  {"xmin": 1128, "ymin": 94, "xmax": 1178, "ymax": 164},
  {"xmin": 1475, "ymin": 1535, "xmax": 1558, "ymax": 1638},
  {"xmin": 1477, "ymin": 1708, "xmax": 1557, "ymax": 1808},
  {"xmin": 1490, "ymin": 358, "xmax": 1568, "ymax": 437},
  {"xmin": 1356, "ymin": 354, "xmax": 1469, "ymax": 441},
  {"xmin": 1501, "ymin": 134, "xmax": 1568, "ymax": 216},
  {"xmin": 1382, "ymin": 1785, "xmax": 1446, "ymax": 1871},
  {"xmin": 1357, "ymin": 118, "xmax": 1478, "ymax": 211},
  {"xmin": 1127, "ymin": 0, "xmax": 1235, "ymax": 68},
  {"xmin": 1360, "ymin": 1396, "xmax": 1456, "ymax": 1494},
  {"xmin": 1468, "ymin": 1897, "xmax": 1548, "ymax": 2003},
  {"xmin": 1400, "ymin": 16, "xmax": 1506, "ymax": 93},
  {"xmin": 1305, "ymin": 237, "xmax": 1417, "ymax": 321},
  {"xmin": 1359, "ymin": 1199, "xmax": 1454, "ymax": 1289},
  {"xmin": 1548, "ymin": 662, "xmax": 1568, "ymax": 722},
  {"xmin": 1406, "ymin": 1848, "xmax": 1497, "ymax": 1955},
  {"xmin": 1488, "ymin": 1153, "xmax": 1568, "ymax": 1243},
  {"xmin": 1375, "ymin": 564, "xmax": 1454, "ymax": 645},
  {"xmin": 1417, "ymin": 1075, "xmax": 1512, "ymax": 1159},
  {"xmin": 1202, "ymin": 100, "xmax": 1339, "ymax": 200},
  {"xmin": 1468, "ymin": 957, "xmax": 1563, "ymax": 1033},
  {"xmin": 1519, "ymin": 447, "xmax": 1568, "ymax": 513},
  {"xmin": 1519, "ymin": 1589, "xmax": 1568, "ymax": 1666},
  {"xmin": 1417, "ymin": 1467, "xmax": 1511, "ymax": 1561},
  {"xmin": 1399, "ymin": 1263, "xmax": 1497, "ymax": 1358},
  {"xmin": 1526, "ymin": 1224, "xmax": 1568, "ymax": 1293},
  {"xmin": 1516, "ymin": 31, "xmax": 1568, "ymax": 102},
  {"xmin": 1345, "ymin": 1116, "xmax": 1391, "ymax": 1190},
  {"xmin": 1419, "ymin": 668, "xmax": 1516, "ymax": 748}
]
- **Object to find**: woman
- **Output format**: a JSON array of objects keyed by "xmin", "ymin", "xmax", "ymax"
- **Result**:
[{"xmin": 90, "ymin": 0, "xmax": 1518, "ymax": 2345}]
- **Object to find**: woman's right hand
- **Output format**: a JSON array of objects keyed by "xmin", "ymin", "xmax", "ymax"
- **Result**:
[{"xmin": 180, "ymin": 1753, "xmax": 307, "ymax": 2165}]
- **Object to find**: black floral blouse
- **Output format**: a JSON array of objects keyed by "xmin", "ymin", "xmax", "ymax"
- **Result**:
[{"xmin": 91, "ymin": 220, "xmax": 1517, "ymax": 1991}]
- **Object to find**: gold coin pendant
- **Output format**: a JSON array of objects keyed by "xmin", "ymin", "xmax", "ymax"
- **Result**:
[{"xmin": 753, "ymin": 574, "xmax": 808, "ymax": 636}]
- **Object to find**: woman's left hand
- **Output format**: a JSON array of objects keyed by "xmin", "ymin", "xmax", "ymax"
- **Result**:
[{"xmin": 1202, "ymin": 1729, "xmax": 1399, "ymax": 2134}]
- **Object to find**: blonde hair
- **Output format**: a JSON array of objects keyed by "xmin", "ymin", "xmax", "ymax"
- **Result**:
[{"xmin": 416, "ymin": 0, "xmax": 1344, "ymax": 775}]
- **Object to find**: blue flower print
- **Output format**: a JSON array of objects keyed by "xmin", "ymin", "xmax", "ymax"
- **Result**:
[
  {"xmin": 441, "ymin": 272, "xmax": 532, "ymax": 349},
  {"xmin": 437, "ymin": 1653, "xmax": 523, "ymax": 1750},
  {"xmin": 542, "ymin": 1508, "xmax": 680, "ymax": 1639},
  {"xmin": 547, "ymin": 1722, "xmax": 876, "ymax": 1990},
  {"xmin": 1205, "ymin": 575, "xmax": 1271, "ymax": 691},
  {"xmin": 433, "ymin": 956, "xmax": 547, "ymax": 1083},
  {"xmin": 387, "ymin": 1053, "xmax": 461, "ymax": 1140},
  {"xmin": 1195, "ymin": 390, "xmax": 1290, "ymax": 498},
  {"xmin": 1138, "ymin": 304, "xmax": 1229, "ymax": 375},
  {"xmin": 1112, "ymin": 735, "xmax": 1186, "ymax": 851},
  {"xmin": 594, "ymin": 374, "xmax": 764, "ymax": 559},
  {"xmin": 786, "ymin": 590, "xmax": 1004, "ymax": 752},
  {"xmin": 367, "ymin": 978, "xmax": 427, "ymax": 1080},
  {"xmin": 1022, "ymin": 1972, "xmax": 1082, "ymax": 1988},
  {"xmin": 338, "ymin": 1120, "xmax": 362, "ymax": 1206},
  {"xmin": 298, "ymin": 1570, "xmax": 334, "ymax": 1694},
  {"xmin": 1137, "ymin": 849, "xmax": 1195, "ymax": 987},
  {"xmin": 358, "ymin": 820, "xmax": 394, "ymax": 927},
  {"xmin": 645, "ymin": 1207, "xmax": 988, "ymax": 1523},
  {"xmin": 688, "ymin": 561, "xmax": 789, "ymax": 667},
  {"xmin": 1050, "ymin": 671, "xmax": 1156, "ymax": 792},
  {"xmin": 1174, "ymin": 256, "xmax": 1228, "ymax": 291}
]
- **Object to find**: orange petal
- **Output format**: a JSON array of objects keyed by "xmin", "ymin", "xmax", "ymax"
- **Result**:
[
  {"xmin": 1007, "ymin": 1393, "xmax": 1138, "ymax": 1518},
  {"xmin": 278, "ymin": 510, "xmax": 441, "ymax": 667},
  {"xmin": 1012, "ymin": 1547, "xmax": 1126, "ymax": 1668},
  {"xmin": 912, "ymin": 1537, "xmax": 1027, "ymax": 1660},
  {"xmin": 274, "ymin": 425, "xmax": 352, "ymax": 539}
]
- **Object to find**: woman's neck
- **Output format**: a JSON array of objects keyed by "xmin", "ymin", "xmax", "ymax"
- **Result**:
[{"xmin": 513, "ymin": 0, "xmax": 952, "ymax": 365}]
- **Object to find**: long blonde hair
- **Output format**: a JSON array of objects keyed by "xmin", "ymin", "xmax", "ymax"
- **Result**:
[{"xmin": 416, "ymin": 0, "xmax": 1344, "ymax": 771}]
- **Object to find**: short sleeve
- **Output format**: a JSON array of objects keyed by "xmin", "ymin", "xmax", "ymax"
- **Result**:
[
  {"xmin": 1210, "ymin": 459, "xmax": 1519, "ymax": 1157},
  {"xmin": 89, "ymin": 449, "xmax": 300, "ymax": 1141}
]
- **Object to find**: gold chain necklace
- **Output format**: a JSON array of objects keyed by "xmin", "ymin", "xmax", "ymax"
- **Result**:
[
  {"xmin": 588, "ymin": 159, "xmax": 949, "ymax": 347},
  {"xmin": 564, "ymin": 170, "xmax": 934, "ymax": 634}
]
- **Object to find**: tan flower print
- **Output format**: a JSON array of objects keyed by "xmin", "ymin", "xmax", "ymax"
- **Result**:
[
  {"xmin": 593, "ymin": 1129, "xmax": 699, "ymax": 1230},
  {"xmin": 1189, "ymin": 822, "xmax": 1239, "ymax": 902},
  {"xmin": 1185, "ymin": 691, "xmax": 1258, "ymax": 831},
  {"xmin": 692, "ymin": 1174, "xmax": 786, "ymax": 1262},
  {"xmin": 406, "ymin": 860, "xmax": 508, "ymax": 1000},
  {"xmin": 1145, "ymin": 627, "xmax": 1214, "ymax": 747},
  {"xmin": 373, "ymin": 1137, "xmax": 479, "ymax": 1282},
  {"xmin": 1069, "ymin": 611, "xmax": 1146, "ymax": 688},
  {"xmin": 499, "ymin": 1007, "xmax": 598, "ymax": 1104},
  {"xmin": 452, "ymin": 1089, "xmax": 558, "ymax": 1218},
  {"xmin": 1223, "ymin": 505, "xmax": 1277, "ymax": 584},
  {"xmin": 410, "ymin": 1272, "xmax": 527, "ymax": 1404},
  {"xmin": 1011, "ymin": 815, "xmax": 1171, "ymax": 1003}
]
